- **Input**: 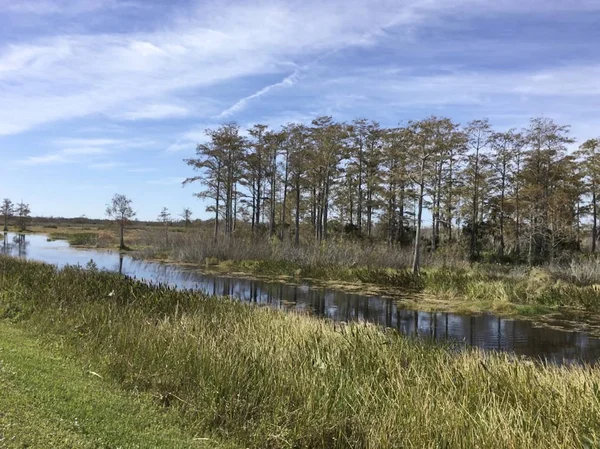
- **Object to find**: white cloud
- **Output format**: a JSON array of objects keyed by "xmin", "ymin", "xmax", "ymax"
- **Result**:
[
  {"xmin": 13, "ymin": 136, "xmax": 156, "ymax": 166},
  {"xmin": 16, "ymin": 146, "xmax": 107, "ymax": 165},
  {"xmin": 2, "ymin": 0, "xmax": 599, "ymax": 137},
  {"xmin": 0, "ymin": 0, "xmax": 140, "ymax": 15},
  {"xmin": 166, "ymin": 141, "xmax": 196, "ymax": 153},
  {"xmin": 89, "ymin": 161, "xmax": 126, "ymax": 169},
  {"xmin": 128, "ymin": 167, "xmax": 156, "ymax": 173},
  {"xmin": 18, "ymin": 153, "xmax": 70, "ymax": 165},
  {"xmin": 217, "ymin": 70, "xmax": 300, "ymax": 118},
  {"xmin": 54, "ymin": 138, "xmax": 121, "ymax": 147},
  {"xmin": 147, "ymin": 177, "xmax": 186, "ymax": 186},
  {"xmin": 62, "ymin": 147, "xmax": 107, "ymax": 156},
  {"xmin": 119, "ymin": 104, "xmax": 191, "ymax": 120},
  {"xmin": 0, "ymin": 0, "xmax": 453, "ymax": 135}
]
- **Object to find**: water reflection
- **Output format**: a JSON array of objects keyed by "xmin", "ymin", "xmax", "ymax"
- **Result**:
[
  {"xmin": 2, "ymin": 232, "xmax": 28, "ymax": 257},
  {"xmin": 3, "ymin": 232, "xmax": 600, "ymax": 365}
]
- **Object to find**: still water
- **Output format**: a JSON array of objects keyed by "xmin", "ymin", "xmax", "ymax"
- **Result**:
[{"xmin": 3, "ymin": 232, "xmax": 600, "ymax": 365}]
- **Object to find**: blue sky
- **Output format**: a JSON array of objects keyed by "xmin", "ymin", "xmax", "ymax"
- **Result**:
[{"xmin": 1, "ymin": 0, "xmax": 599, "ymax": 221}]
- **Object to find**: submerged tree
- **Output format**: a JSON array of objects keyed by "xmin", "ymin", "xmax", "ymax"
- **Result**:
[
  {"xmin": 106, "ymin": 194, "xmax": 136, "ymax": 250},
  {"xmin": 1, "ymin": 198, "xmax": 13, "ymax": 232}
]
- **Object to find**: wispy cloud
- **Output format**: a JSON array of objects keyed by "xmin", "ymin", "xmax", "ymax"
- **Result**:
[
  {"xmin": 119, "ymin": 104, "xmax": 191, "ymax": 121},
  {"xmin": 0, "ymin": 0, "xmax": 446, "ymax": 135},
  {"xmin": 166, "ymin": 141, "xmax": 196, "ymax": 153},
  {"xmin": 14, "ymin": 136, "xmax": 155, "ymax": 166},
  {"xmin": 89, "ymin": 161, "xmax": 126, "ymax": 169},
  {"xmin": 147, "ymin": 177, "xmax": 186, "ymax": 186},
  {"xmin": 128, "ymin": 167, "xmax": 156, "ymax": 173},
  {"xmin": 17, "ymin": 146, "xmax": 107, "ymax": 165},
  {"xmin": 0, "ymin": 0, "xmax": 140, "ymax": 16},
  {"xmin": 217, "ymin": 70, "xmax": 301, "ymax": 118},
  {"xmin": 54, "ymin": 138, "xmax": 122, "ymax": 147}
]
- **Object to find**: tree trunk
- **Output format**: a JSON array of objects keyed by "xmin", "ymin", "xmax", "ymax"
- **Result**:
[
  {"xmin": 470, "ymin": 143, "xmax": 480, "ymax": 261},
  {"xmin": 280, "ymin": 150, "xmax": 289, "ymax": 240},
  {"xmin": 119, "ymin": 221, "xmax": 125, "ymax": 250},
  {"xmin": 593, "ymin": 188, "xmax": 597, "ymax": 253},
  {"xmin": 255, "ymin": 173, "xmax": 261, "ymax": 231},
  {"xmin": 433, "ymin": 160, "xmax": 442, "ymax": 251},
  {"xmin": 412, "ymin": 161, "xmax": 426, "ymax": 275},
  {"xmin": 323, "ymin": 175, "xmax": 330, "ymax": 241},
  {"xmin": 447, "ymin": 155, "xmax": 454, "ymax": 242},
  {"xmin": 295, "ymin": 178, "xmax": 301, "ymax": 247},
  {"xmin": 311, "ymin": 187, "xmax": 316, "ymax": 235},
  {"xmin": 357, "ymin": 146, "xmax": 363, "ymax": 234},
  {"xmin": 269, "ymin": 148, "xmax": 277, "ymax": 237},
  {"xmin": 367, "ymin": 189, "xmax": 372, "ymax": 237},
  {"xmin": 499, "ymin": 159, "xmax": 506, "ymax": 258},
  {"xmin": 515, "ymin": 162, "xmax": 521, "ymax": 257},
  {"xmin": 214, "ymin": 169, "xmax": 220, "ymax": 242},
  {"xmin": 251, "ymin": 181, "xmax": 256, "ymax": 235}
]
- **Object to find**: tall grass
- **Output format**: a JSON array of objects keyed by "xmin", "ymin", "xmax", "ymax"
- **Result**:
[
  {"xmin": 1, "ymin": 256, "xmax": 600, "ymax": 448},
  {"xmin": 138, "ymin": 229, "xmax": 451, "ymax": 270}
]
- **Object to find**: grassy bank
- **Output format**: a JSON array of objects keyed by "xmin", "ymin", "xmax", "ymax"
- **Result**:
[
  {"xmin": 1, "ymin": 256, "xmax": 600, "ymax": 448},
  {"xmin": 0, "ymin": 321, "xmax": 231, "ymax": 448}
]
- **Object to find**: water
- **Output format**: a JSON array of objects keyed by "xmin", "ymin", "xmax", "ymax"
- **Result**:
[{"xmin": 3, "ymin": 232, "xmax": 600, "ymax": 365}]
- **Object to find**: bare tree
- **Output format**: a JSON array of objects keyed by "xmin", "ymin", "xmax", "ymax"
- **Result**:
[{"xmin": 106, "ymin": 194, "xmax": 136, "ymax": 250}]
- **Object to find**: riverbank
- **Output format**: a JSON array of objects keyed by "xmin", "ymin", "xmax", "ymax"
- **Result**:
[
  {"xmin": 18, "ymin": 226, "xmax": 600, "ymax": 319},
  {"xmin": 1, "ymin": 256, "xmax": 599, "ymax": 448}
]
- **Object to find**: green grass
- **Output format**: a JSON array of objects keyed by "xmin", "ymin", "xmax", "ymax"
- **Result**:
[
  {"xmin": 0, "ymin": 321, "xmax": 233, "ymax": 449},
  {"xmin": 48, "ymin": 231, "xmax": 99, "ymax": 246},
  {"xmin": 2, "ymin": 256, "xmax": 600, "ymax": 448}
]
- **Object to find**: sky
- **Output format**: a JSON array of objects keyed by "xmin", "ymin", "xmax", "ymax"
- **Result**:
[{"xmin": 1, "ymin": 0, "xmax": 599, "ymax": 221}]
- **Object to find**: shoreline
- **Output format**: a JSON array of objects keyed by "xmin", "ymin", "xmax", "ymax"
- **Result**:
[{"xmin": 9, "ymin": 229, "xmax": 600, "ymax": 336}]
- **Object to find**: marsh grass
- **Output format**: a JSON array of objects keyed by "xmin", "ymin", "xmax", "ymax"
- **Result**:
[
  {"xmin": 1, "ymin": 256, "xmax": 600, "ymax": 448},
  {"xmin": 48, "ymin": 231, "xmax": 100, "ymax": 246}
]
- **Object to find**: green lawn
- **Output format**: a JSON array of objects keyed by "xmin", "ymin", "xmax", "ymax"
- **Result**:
[{"xmin": 0, "ymin": 321, "xmax": 233, "ymax": 449}]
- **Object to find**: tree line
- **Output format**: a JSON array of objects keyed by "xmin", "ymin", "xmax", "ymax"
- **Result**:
[{"xmin": 184, "ymin": 116, "xmax": 599, "ymax": 272}]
